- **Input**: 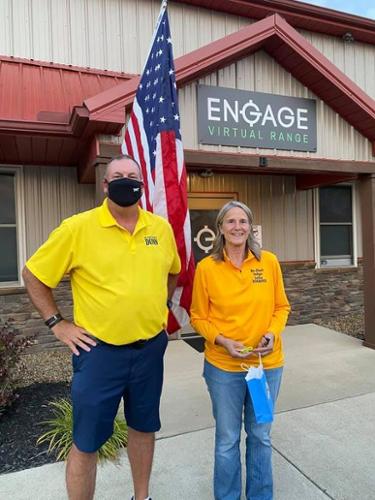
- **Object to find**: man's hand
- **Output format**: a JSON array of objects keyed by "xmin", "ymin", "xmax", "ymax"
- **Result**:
[
  {"xmin": 215, "ymin": 335, "xmax": 254, "ymax": 359},
  {"xmin": 252, "ymin": 333, "xmax": 275, "ymax": 357},
  {"xmin": 51, "ymin": 320, "xmax": 97, "ymax": 356}
]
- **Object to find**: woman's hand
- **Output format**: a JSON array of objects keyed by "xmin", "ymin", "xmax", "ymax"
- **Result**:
[
  {"xmin": 252, "ymin": 333, "xmax": 275, "ymax": 357},
  {"xmin": 215, "ymin": 335, "xmax": 254, "ymax": 359}
]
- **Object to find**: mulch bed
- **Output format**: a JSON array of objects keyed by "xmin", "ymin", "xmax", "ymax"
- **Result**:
[{"xmin": 0, "ymin": 382, "xmax": 71, "ymax": 474}]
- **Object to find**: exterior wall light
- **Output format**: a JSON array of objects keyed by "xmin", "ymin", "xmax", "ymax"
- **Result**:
[
  {"xmin": 199, "ymin": 168, "xmax": 214, "ymax": 178},
  {"xmin": 342, "ymin": 32, "xmax": 355, "ymax": 43},
  {"xmin": 259, "ymin": 156, "xmax": 268, "ymax": 167}
]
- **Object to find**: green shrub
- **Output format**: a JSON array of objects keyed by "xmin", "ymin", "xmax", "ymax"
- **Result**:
[
  {"xmin": 0, "ymin": 319, "xmax": 34, "ymax": 415},
  {"xmin": 37, "ymin": 398, "xmax": 128, "ymax": 462}
]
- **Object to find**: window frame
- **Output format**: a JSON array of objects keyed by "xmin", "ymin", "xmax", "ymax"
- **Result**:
[
  {"xmin": 314, "ymin": 182, "xmax": 358, "ymax": 269},
  {"xmin": 0, "ymin": 166, "xmax": 26, "ymax": 288}
]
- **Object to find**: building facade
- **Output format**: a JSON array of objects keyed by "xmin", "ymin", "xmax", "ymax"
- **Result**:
[{"xmin": 0, "ymin": 0, "xmax": 374, "ymax": 350}]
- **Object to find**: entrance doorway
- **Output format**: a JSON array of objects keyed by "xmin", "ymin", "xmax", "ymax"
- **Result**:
[{"xmin": 179, "ymin": 192, "xmax": 237, "ymax": 351}]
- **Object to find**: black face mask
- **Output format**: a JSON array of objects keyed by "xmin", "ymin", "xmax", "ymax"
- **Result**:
[{"xmin": 107, "ymin": 177, "xmax": 143, "ymax": 207}]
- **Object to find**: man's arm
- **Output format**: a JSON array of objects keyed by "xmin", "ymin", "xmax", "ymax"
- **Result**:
[
  {"xmin": 167, "ymin": 273, "xmax": 179, "ymax": 301},
  {"xmin": 22, "ymin": 267, "xmax": 96, "ymax": 355}
]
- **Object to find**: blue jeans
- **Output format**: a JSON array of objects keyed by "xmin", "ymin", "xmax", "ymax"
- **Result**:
[{"xmin": 203, "ymin": 360, "xmax": 283, "ymax": 500}]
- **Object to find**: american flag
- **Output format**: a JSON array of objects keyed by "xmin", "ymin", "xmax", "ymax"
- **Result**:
[{"xmin": 122, "ymin": 2, "xmax": 194, "ymax": 333}]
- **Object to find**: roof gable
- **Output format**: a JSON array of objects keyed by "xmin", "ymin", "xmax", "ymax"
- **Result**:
[{"xmin": 84, "ymin": 14, "xmax": 375, "ymax": 146}]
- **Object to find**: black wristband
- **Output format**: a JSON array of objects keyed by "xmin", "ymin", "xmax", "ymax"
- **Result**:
[
  {"xmin": 45, "ymin": 313, "xmax": 63, "ymax": 329},
  {"xmin": 167, "ymin": 299, "xmax": 173, "ymax": 310}
]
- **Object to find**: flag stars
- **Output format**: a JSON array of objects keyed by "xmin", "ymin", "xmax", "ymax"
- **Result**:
[
  {"xmin": 153, "ymin": 150, "xmax": 157, "ymax": 156},
  {"xmin": 160, "ymin": 116, "xmax": 166, "ymax": 123},
  {"xmin": 167, "ymin": 37, "xmax": 172, "ymax": 44},
  {"xmin": 168, "ymin": 69, "xmax": 174, "ymax": 75},
  {"xmin": 155, "ymin": 64, "xmax": 161, "ymax": 71},
  {"xmin": 152, "ymin": 93, "xmax": 156, "ymax": 99},
  {"xmin": 139, "ymin": 83, "xmax": 143, "ymax": 89},
  {"xmin": 174, "ymin": 114, "xmax": 179, "ymax": 120},
  {"xmin": 159, "ymin": 96, "xmax": 165, "ymax": 103},
  {"xmin": 153, "ymin": 78, "xmax": 159, "ymax": 85}
]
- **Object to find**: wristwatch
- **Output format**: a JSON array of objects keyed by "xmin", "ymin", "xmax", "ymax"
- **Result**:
[{"xmin": 45, "ymin": 313, "xmax": 63, "ymax": 329}]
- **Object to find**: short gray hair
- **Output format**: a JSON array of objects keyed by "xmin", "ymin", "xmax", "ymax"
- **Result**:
[
  {"xmin": 104, "ymin": 154, "xmax": 142, "ymax": 179},
  {"xmin": 211, "ymin": 201, "xmax": 261, "ymax": 261}
]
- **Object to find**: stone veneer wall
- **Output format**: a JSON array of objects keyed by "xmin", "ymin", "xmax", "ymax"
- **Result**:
[
  {"xmin": 0, "ymin": 279, "xmax": 73, "ymax": 352},
  {"xmin": 0, "ymin": 263, "xmax": 364, "ymax": 351},
  {"xmin": 281, "ymin": 262, "xmax": 363, "ymax": 324}
]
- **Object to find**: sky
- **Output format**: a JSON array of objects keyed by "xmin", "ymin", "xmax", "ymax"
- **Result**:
[{"xmin": 296, "ymin": 0, "xmax": 375, "ymax": 20}]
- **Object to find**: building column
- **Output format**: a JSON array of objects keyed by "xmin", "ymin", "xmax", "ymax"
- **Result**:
[
  {"xmin": 95, "ymin": 161, "xmax": 107, "ymax": 204},
  {"xmin": 359, "ymin": 174, "xmax": 375, "ymax": 349}
]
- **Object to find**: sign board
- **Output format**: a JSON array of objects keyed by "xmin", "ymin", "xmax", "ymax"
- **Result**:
[{"xmin": 197, "ymin": 85, "xmax": 317, "ymax": 152}]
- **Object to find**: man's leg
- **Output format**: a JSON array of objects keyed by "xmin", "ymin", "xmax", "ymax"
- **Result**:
[
  {"xmin": 125, "ymin": 331, "xmax": 169, "ymax": 500},
  {"xmin": 66, "ymin": 444, "xmax": 97, "ymax": 500},
  {"xmin": 70, "ymin": 344, "xmax": 129, "ymax": 500},
  {"xmin": 127, "ymin": 427, "xmax": 155, "ymax": 500}
]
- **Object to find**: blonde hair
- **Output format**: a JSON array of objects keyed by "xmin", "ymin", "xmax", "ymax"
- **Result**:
[{"xmin": 211, "ymin": 201, "xmax": 261, "ymax": 261}]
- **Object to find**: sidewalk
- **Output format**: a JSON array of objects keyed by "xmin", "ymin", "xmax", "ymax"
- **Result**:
[{"xmin": 1, "ymin": 324, "xmax": 375, "ymax": 499}]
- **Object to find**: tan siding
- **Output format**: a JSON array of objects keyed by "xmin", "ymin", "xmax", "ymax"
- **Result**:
[
  {"xmin": 1, "ymin": 0, "xmax": 253, "ymax": 73},
  {"xmin": 300, "ymin": 29, "xmax": 375, "ymax": 100},
  {"xmin": 180, "ymin": 50, "xmax": 374, "ymax": 162},
  {"xmin": 188, "ymin": 173, "xmax": 314, "ymax": 261},
  {"xmin": 23, "ymin": 166, "xmax": 95, "ymax": 258}
]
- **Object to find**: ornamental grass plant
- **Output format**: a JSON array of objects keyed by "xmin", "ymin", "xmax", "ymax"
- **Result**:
[
  {"xmin": 0, "ymin": 319, "xmax": 35, "ymax": 415},
  {"xmin": 37, "ymin": 398, "xmax": 128, "ymax": 462}
]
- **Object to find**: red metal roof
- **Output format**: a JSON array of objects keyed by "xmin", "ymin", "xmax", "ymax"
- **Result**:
[
  {"xmin": 85, "ymin": 14, "xmax": 375, "ymax": 148},
  {"xmin": 0, "ymin": 56, "xmax": 135, "ymax": 122}
]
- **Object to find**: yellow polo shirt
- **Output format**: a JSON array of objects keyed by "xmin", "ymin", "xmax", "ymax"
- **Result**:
[
  {"xmin": 26, "ymin": 199, "xmax": 181, "ymax": 344},
  {"xmin": 190, "ymin": 250, "xmax": 290, "ymax": 371}
]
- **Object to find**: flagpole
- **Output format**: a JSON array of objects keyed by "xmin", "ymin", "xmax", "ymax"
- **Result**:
[{"xmin": 141, "ymin": 0, "xmax": 168, "ymax": 73}]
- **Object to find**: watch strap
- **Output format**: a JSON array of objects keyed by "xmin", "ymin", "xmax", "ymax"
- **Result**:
[{"xmin": 45, "ymin": 313, "xmax": 63, "ymax": 329}]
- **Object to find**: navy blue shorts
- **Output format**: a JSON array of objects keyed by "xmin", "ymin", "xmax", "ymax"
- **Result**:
[{"xmin": 71, "ymin": 330, "xmax": 168, "ymax": 453}]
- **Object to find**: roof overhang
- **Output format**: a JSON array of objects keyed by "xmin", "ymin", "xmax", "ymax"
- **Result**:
[
  {"xmin": 172, "ymin": 0, "xmax": 375, "ymax": 46},
  {"xmin": 85, "ymin": 13, "xmax": 375, "ymax": 150}
]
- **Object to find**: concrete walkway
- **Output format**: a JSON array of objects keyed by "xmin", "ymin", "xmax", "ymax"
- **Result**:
[{"xmin": 1, "ymin": 324, "xmax": 375, "ymax": 499}]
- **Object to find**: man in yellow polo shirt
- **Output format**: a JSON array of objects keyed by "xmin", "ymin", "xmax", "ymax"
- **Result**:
[{"xmin": 22, "ymin": 154, "xmax": 181, "ymax": 500}]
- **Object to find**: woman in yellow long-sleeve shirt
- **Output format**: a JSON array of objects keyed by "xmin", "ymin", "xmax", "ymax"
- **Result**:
[{"xmin": 190, "ymin": 200, "xmax": 290, "ymax": 500}]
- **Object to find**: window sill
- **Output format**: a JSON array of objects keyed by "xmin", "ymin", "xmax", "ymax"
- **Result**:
[
  {"xmin": 0, "ymin": 285, "xmax": 26, "ymax": 295},
  {"xmin": 315, "ymin": 265, "xmax": 360, "ymax": 274}
]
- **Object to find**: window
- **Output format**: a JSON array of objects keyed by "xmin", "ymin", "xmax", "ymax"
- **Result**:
[
  {"xmin": 317, "ymin": 185, "xmax": 355, "ymax": 267},
  {"xmin": 0, "ymin": 171, "xmax": 24, "ymax": 285}
]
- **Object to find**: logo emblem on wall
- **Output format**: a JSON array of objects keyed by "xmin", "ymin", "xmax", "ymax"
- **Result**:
[{"xmin": 194, "ymin": 225, "xmax": 216, "ymax": 254}]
